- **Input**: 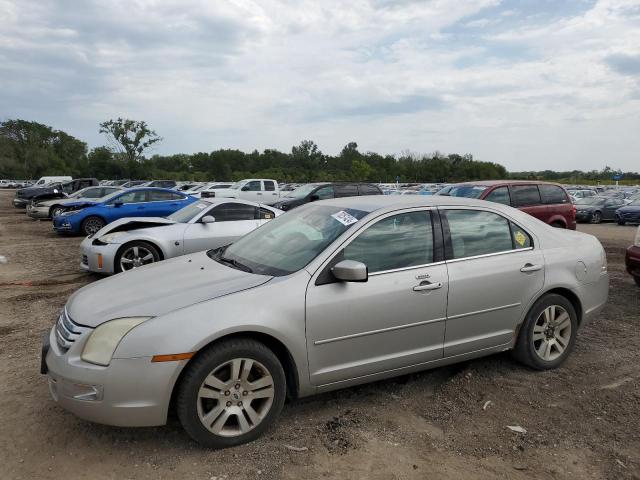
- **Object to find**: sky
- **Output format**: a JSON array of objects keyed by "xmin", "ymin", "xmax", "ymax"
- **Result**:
[{"xmin": 1, "ymin": 0, "xmax": 639, "ymax": 172}]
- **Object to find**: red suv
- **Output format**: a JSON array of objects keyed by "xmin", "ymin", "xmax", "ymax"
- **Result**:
[{"xmin": 442, "ymin": 181, "xmax": 576, "ymax": 229}]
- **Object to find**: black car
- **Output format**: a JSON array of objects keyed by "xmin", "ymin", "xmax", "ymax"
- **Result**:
[
  {"xmin": 616, "ymin": 199, "xmax": 640, "ymax": 225},
  {"xmin": 13, "ymin": 178, "xmax": 99, "ymax": 208},
  {"xmin": 574, "ymin": 196, "xmax": 626, "ymax": 224},
  {"xmin": 272, "ymin": 182, "xmax": 383, "ymax": 211}
]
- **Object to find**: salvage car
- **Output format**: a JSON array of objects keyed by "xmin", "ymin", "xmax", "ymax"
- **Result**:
[
  {"xmin": 615, "ymin": 199, "xmax": 640, "ymax": 225},
  {"xmin": 27, "ymin": 186, "xmax": 123, "ymax": 220},
  {"xmin": 80, "ymin": 199, "xmax": 282, "ymax": 274},
  {"xmin": 626, "ymin": 226, "xmax": 640, "ymax": 286},
  {"xmin": 13, "ymin": 178, "xmax": 98, "ymax": 208},
  {"xmin": 574, "ymin": 196, "xmax": 626, "ymax": 224},
  {"xmin": 52, "ymin": 188, "xmax": 197, "ymax": 236},
  {"xmin": 42, "ymin": 196, "xmax": 608, "ymax": 448}
]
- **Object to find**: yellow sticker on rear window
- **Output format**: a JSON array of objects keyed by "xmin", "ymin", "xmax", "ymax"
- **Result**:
[{"xmin": 515, "ymin": 231, "xmax": 526, "ymax": 246}]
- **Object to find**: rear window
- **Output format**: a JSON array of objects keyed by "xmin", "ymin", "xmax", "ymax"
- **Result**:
[
  {"xmin": 358, "ymin": 184, "xmax": 381, "ymax": 196},
  {"xmin": 511, "ymin": 185, "xmax": 542, "ymax": 207},
  {"xmin": 539, "ymin": 185, "xmax": 568, "ymax": 205},
  {"xmin": 448, "ymin": 185, "xmax": 489, "ymax": 199}
]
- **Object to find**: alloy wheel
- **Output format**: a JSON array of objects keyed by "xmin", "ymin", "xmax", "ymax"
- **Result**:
[
  {"xmin": 119, "ymin": 245, "xmax": 156, "ymax": 271},
  {"xmin": 196, "ymin": 358, "xmax": 274, "ymax": 437},
  {"xmin": 590, "ymin": 212, "xmax": 601, "ymax": 224},
  {"xmin": 51, "ymin": 207, "xmax": 64, "ymax": 217},
  {"xmin": 84, "ymin": 218, "xmax": 104, "ymax": 235},
  {"xmin": 532, "ymin": 305, "xmax": 572, "ymax": 362}
]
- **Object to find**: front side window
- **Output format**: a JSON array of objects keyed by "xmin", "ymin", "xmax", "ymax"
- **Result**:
[
  {"xmin": 484, "ymin": 186, "xmax": 510, "ymax": 205},
  {"xmin": 243, "ymin": 181, "xmax": 261, "ymax": 192},
  {"xmin": 82, "ymin": 188, "xmax": 103, "ymax": 198},
  {"xmin": 211, "ymin": 203, "xmax": 257, "ymax": 222},
  {"xmin": 344, "ymin": 211, "xmax": 433, "ymax": 273},
  {"xmin": 444, "ymin": 210, "xmax": 514, "ymax": 259},
  {"xmin": 314, "ymin": 185, "xmax": 334, "ymax": 200},
  {"xmin": 511, "ymin": 185, "xmax": 542, "ymax": 207}
]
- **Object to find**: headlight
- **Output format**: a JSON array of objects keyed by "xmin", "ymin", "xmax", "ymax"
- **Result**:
[
  {"xmin": 81, "ymin": 317, "xmax": 152, "ymax": 366},
  {"xmin": 99, "ymin": 232, "xmax": 126, "ymax": 243}
]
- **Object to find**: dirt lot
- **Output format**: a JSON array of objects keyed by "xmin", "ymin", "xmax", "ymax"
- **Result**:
[{"xmin": 0, "ymin": 189, "xmax": 639, "ymax": 480}]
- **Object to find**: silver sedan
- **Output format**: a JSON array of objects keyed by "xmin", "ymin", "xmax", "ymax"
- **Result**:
[
  {"xmin": 43, "ymin": 196, "xmax": 609, "ymax": 448},
  {"xmin": 80, "ymin": 198, "xmax": 282, "ymax": 274}
]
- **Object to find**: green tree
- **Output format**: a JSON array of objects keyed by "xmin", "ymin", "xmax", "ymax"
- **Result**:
[{"xmin": 99, "ymin": 118, "xmax": 162, "ymax": 163}]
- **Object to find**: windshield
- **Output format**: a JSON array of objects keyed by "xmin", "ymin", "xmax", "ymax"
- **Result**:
[
  {"xmin": 629, "ymin": 200, "xmax": 640, "ymax": 206},
  {"xmin": 209, "ymin": 204, "xmax": 368, "ymax": 276},
  {"xmin": 448, "ymin": 185, "xmax": 489, "ymax": 199},
  {"xmin": 168, "ymin": 201, "xmax": 212, "ymax": 222},
  {"xmin": 285, "ymin": 184, "xmax": 322, "ymax": 199},
  {"xmin": 576, "ymin": 197, "xmax": 604, "ymax": 206}
]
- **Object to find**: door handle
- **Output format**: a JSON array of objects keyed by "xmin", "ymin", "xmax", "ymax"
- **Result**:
[
  {"xmin": 413, "ymin": 281, "xmax": 443, "ymax": 292},
  {"xmin": 520, "ymin": 263, "xmax": 542, "ymax": 273}
]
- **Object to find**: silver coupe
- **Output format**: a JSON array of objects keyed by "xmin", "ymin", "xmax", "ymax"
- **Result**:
[
  {"xmin": 43, "ymin": 196, "xmax": 609, "ymax": 448},
  {"xmin": 79, "ymin": 198, "xmax": 282, "ymax": 274}
]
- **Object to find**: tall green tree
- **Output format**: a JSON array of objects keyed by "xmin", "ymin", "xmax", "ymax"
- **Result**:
[{"xmin": 99, "ymin": 118, "xmax": 162, "ymax": 163}]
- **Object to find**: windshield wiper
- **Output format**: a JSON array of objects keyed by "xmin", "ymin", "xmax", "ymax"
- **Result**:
[{"xmin": 218, "ymin": 255, "xmax": 253, "ymax": 273}]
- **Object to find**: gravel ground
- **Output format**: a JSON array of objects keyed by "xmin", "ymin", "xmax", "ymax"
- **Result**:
[{"xmin": 0, "ymin": 189, "xmax": 639, "ymax": 480}]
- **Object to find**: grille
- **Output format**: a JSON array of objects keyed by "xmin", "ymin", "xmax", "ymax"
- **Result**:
[
  {"xmin": 55, "ymin": 309, "xmax": 89, "ymax": 352},
  {"xmin": 81, "ymin": 254, "xmax": 88, "ymax": 265}
]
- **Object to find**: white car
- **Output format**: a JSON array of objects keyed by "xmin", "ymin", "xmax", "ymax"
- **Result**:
[{"xmin": 80, "ymin": 198, "xmax": 282, "ymax": 274}]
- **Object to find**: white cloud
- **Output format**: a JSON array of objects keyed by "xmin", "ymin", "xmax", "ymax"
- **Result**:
[{"xmin": 0, "ymin": 0, "xmax": 639, "ymax": 171}]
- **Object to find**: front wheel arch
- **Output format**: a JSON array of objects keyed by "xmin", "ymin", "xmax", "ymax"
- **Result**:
[{"xmin": 168, "ymin": 332, "xmax": 300, "ymax": 421}]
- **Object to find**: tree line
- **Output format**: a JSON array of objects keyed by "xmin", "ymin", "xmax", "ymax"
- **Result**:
[{"xmin": 0, "ymin": 119, "xmax": 637, "ymax": 184}]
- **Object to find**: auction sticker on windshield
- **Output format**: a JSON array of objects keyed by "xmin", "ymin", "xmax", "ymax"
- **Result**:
[{"xmin": 331, "ymin": 210, "xmax": 359, "ymax": 226}]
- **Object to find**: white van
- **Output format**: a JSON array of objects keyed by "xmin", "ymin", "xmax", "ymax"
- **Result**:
[{"xmin": 33, "ymin": 176, "xmax": 72, "ymax": 187}]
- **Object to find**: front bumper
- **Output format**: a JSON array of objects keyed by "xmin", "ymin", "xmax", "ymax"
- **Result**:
[
  {"xmin": 617, "ymin": 212, "xmax": 640, "ymax": 224},
  {"xmin": 12, "ymin": 197, "xmax": 28, "ymax": 208},
  {"xmin": 43, "ymin": 327, "xmax": 181, "ymax": 427},
  {"xmin": 626, "ymin": 245, "xmax": 640, "ymax": 277},
  {"xmin": 27, "ymin": 205, "xmax": 51, "ymax": 219},
  {"xmin": 79, "ymin": 237, "xmax": 119, "ymax": 274},
  {"xmin": 53, "ymin": 216, "xmax": 77, "ymax": 233},
  {"xmin": 575, "ymin": 211, "xmax": 592, "ymax": 222}
]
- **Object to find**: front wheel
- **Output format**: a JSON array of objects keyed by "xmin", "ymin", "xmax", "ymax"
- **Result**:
[
  {"xmin": 617, "ymin": 218, "xmax": 626, "ymax": 226},
  {"xmin": 115, "ymin": 241, "xmax": 160, "ymax": 272},
  {"xmin": 50, "ymin": 205, "xmax": 65, "ymax": 218},
  {"xmin": 177, "ymin": 339, "xmax": 286, "ymax": 448},
  {"xmin": 513, "ymin": 294, "xmax": 578, "ymax": 370},
  {"xmin": 81, "ymin": 216, "xmax": 106, "ymax": 236},
  {"xmin": 590, "ymin": 211, "xmax": 602, "ymax": 224}
]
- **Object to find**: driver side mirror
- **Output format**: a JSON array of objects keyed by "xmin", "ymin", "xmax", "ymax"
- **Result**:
[
  {"xmin": 332, "ymin": 260, "xmax": 368, "ymax": 282},
  {"xmin": 201, "ymin": 215, "xmax": 216, "ymax": 224},
  {"xmin": 241, "ymin": 185, "xmax": 251, "ymax": 191},
  {"xmin": 113, "ymin": 200, "xmax": 123, "ymax": 207}
]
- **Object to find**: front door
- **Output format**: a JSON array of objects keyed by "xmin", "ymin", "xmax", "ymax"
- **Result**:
[
  {"xmin": 440, "ymin": 208, "xmax": 544, "ymax": 357},
  {"xmin": 306, "ymin": 209, "xmax": 448, "ymax": 386}
]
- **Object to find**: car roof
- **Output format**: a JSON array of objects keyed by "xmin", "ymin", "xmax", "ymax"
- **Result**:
[{"xmin": 454, "ymin": 180, "xmax": 566, "ymax": 187}]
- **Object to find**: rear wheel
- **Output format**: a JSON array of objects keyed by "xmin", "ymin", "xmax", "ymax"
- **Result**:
[
  {"xmin": 80, "ymin": 216, "xmax": 105, "ymax": 236},
  {"xmin": 115, "ymin": 241, "xmax": 160, "ymax": 272},
  {"xmin": 513, "ymin": 294, "xmax": 578, "ymax": 370},
  {"xmin": 551, "ymin": 221, "xmax": 565, "ymax": 228},
  {"xmin": 177, "ymin": 339, "xmax": 286, "ymax": 448},
  {"xmin": 590, "ymin": 211, "xmax": 602, "ymax": 224}
]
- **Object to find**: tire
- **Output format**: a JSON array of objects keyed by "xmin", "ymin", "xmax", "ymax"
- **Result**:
[
  {"xmin": 115, "ymin": 241, "xmax": 161, "ymax": 273},
  {"xmin": 50, "ymin": 205, "xmax": 64, "ymax": 218},
  {"xmin": 513, "ymin": 293, "xmax": 578, "ymax": 370},
  {"xmin": 634, "ymin": 276, "xmax": 640, "ymax": 287},
  {"xmin": 551, "ymin": 221, "xmax": 565, "ymax": 229},
  {"xmin": 177, "ymin": 339, "xmax": 286, "ymax": 448},
  {"xmin": 590, "ymin": 211, "xmax": 602, "ymax": 224},
  {"xmin": 617, "ymin": 218, "xmax": 626, "ymax": 226},
  {"xmin": 80, "ymin": 216, "xmax": 106, "ymax": 236}
]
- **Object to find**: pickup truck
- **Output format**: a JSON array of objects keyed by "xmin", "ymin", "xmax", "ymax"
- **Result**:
[{"xmin": 201, "ymin": 179, "xmax": 281, "ymax": 205}]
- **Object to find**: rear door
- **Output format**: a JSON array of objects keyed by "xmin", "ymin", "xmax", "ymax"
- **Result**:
[
  {"xmin": 148, "ymin": 190, "xmax": 189, "ymax": 216},
  {"xmin": 539, "ymin": 184, "xmax": 573, "ymax": 227},
  {"xmin": 262, "ymin": 180, "xmax": 279, "ymax": 204},
  {"xmin": 441, "ymin": 208, "xmax": 544, "ymax": 356},
  {"xmin": 105, "ymin": 190, "xmax": 149, "ymax": 221},
  {"xmin": 510, "ymin": 184, "xmax": 547, "ymax": 223}
]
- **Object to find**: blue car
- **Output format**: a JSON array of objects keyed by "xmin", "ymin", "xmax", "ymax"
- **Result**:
[
  {"xmin": 53, "ymin": 187, "xmax": 197, "ymax": 236},
  {"xmin": 616, "ymin": 199, "xmax": 640, "ymax": 225}
]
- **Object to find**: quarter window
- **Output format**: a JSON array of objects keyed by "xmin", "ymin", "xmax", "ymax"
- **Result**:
[
  {"xmin": 113, "ymin": 191, "xmax": 147, "ymax": 204},
  {"xmin": 511, "ymin": 185, "xmax": 542, "ymax": 207},
  {"xmin": 257, "ymin": 207, "xmax": 276, "ymax": 220},
  {"xmin": 444, "ymin": 210, "xmax": 514, "ymax": 259},
  {"xmin": 510, "ymin": 223, "xmax": 532, "ymax": 249},
  {"xmin": 344, "ymin": 211, "xmax": 433, "ymax": 273},
  {"xmin": 484, "ymin": 186, "xmax": 511, "ymax": 205},
  {"xmin": 539, "ymin": 185, "xmax": 568, "ymax": 205}
]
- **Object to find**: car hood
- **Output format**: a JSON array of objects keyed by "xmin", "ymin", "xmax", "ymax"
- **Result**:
[
  {"xmin": 91, "ymin": 216, "xmax": 178, "ymax": 237},
  {"xmin": 575, "ymin": 205, "xmax": 601, "ymax": 211},
  {"xmin": 66, "ymin": 251, "xmax": 272, "ymax": 327},
  {"xmin": 617, "ymin": 205, "xmax": 640, "ymax": 212},
  {"xmin": 38, "ymin": 197, "xmax": 89, "ymax": 207}
]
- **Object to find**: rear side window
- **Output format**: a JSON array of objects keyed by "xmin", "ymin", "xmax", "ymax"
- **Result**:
[
  {"xmin": 511, "ymin": 185, "xmax": 542, "ymax": 207},
  {"xmin": 264, "ymin": 181, "xmax": 276, "ymax": 191},
  {"xmin": 150, "ymin": 190, "xmax": 177, "ymax": 201},
  {"xmin": 539, "ymin": 185, "xmax": 568, "ymax": 205},
  {"xmin": 83, "ymin": 188, "xmax": 103, "ymax": 198},
  {"xmin": 114, "ymin": 190, "xmax": 147, "ymax": 204},
  {"xmin": 444, "ymin": 210, "xmax": 514, "ymax": 259},
  {"xmin": 334, "ymin": 184, "xmax": 359, "ymax": 197},
  {"xmin": 358, "ymin": 184, "xmax": 381, "ymax": 196},
  {"xmin": 484, "ymin": 186, "xmax": 510, "ymax": 205},
  {"xmin": 344, "ymin": 211, "xmax": 433, "ymax": 273},
  {"xmin": 211, "ymin": 203, "xmax": 257, "ymax": 222}
]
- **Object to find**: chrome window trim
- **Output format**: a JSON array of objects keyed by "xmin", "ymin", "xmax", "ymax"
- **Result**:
[
  {"xmin": 445, "ymin": 247, "xmax": 533, "ymax": 264},
  {"xmin": 368, "ymin": 261, "xmax": 446, "ymax": 277}
]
